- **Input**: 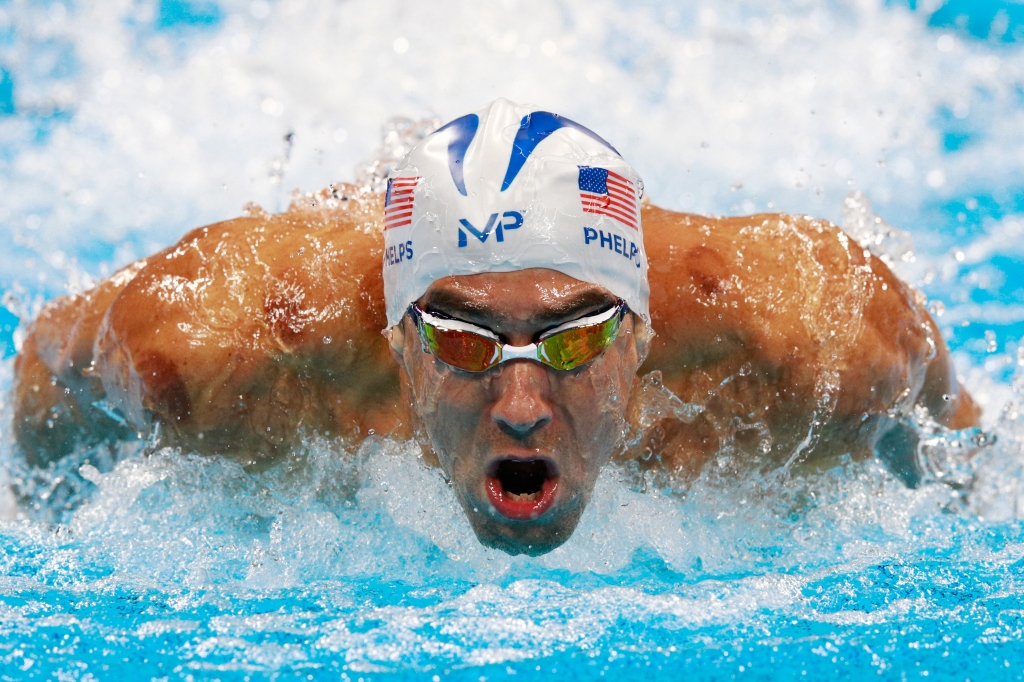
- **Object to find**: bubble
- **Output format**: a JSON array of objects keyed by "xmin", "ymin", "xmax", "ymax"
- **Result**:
[
  {"xmin": 260, "ymin": 98, "xmax": 284, "ymax": 117},
  {"xmin": 249, "ymin": 0, "xmax": 270, "ymax": 19},
  {"xmin": 927, "ymin": 169, "xmax": 946, "ymax": 188}
]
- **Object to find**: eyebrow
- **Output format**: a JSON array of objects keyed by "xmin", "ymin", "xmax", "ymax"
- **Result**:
[{"xmin": 423, "ymin": 288, "xmax": 616, "ymax": 329}]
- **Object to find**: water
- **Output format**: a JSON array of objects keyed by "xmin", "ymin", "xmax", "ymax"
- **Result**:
[{"xmin": 2, "ymin": 0, "xmax": 1024, "ymax": 678}]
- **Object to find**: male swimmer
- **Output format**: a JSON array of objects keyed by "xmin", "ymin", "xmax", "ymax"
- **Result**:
[{"xmin": 13, "ymin": 99, "xmax": 979, "ymax": 555}]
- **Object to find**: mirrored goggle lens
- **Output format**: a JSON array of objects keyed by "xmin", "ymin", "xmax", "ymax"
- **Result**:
[
  {"xmin": 538, "ymin": 313, "xmax": 621, "ymax": 371},
  {"xmin": 420, "ymin": 324, "xmax": 501, "ymax": 372}
]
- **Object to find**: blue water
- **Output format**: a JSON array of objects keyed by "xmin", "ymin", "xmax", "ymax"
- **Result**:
[{"xmin": 3, "ymin": 0, "xmax": 1024, "ymax": 679}]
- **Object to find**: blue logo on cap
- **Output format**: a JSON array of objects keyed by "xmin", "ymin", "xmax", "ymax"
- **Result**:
[
  {"xmin": 436, "ymin": 113, "xmax": 479, "ymax": 197},
  {"xmin": 458, "ymin": 211, "xmax": 524, "ymax": 247},
  {"xmin": 501, "ymin": 112, "xmax": 619, "ymax": 192}
]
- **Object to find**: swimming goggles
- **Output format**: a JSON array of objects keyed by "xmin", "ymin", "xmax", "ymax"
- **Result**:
[{"xmin": 409, "ymin": 300, "xmax": 628, "ymax": 373}]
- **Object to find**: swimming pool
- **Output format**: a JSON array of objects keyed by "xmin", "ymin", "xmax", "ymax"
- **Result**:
[{"xmin": 2, "ymin": 0, "xmax": 1024, "ymax": 678}]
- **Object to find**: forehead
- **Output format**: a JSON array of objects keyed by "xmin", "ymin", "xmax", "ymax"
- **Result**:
[{"xmin": 420, "ymin": 268, "xmax": 615, "ymax": 322}]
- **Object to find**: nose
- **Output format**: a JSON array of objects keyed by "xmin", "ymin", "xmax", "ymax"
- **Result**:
[{"xmin": 490, "ymin": 360, "xmax": 553, "ymax": 438}]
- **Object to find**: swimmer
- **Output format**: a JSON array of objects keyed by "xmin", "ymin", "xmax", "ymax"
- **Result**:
[{"xmin": 13, "ymin": 99, "xmax": 980, "ymax": 555}]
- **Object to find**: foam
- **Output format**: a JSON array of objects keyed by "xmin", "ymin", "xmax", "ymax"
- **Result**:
[{"xmin": 0, "ymin": 417, "xmax": 1016, "ymax": 672}]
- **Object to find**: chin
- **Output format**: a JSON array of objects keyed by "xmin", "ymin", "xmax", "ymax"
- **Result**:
[{"xmin": 463, "ymin": 496, "xmax": 587, "ymax": 556}]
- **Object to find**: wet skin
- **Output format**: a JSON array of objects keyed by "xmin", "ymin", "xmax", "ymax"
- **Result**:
[
  {"xmin": 13, "ymin": 186, "xmax": 982, "ymax": 553},
  {"xmin": 388, "ymin": 271, "xmax": 644, "ymax": 555}
]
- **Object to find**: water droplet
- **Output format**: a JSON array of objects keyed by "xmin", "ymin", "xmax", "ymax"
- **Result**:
[
  {"xmin": 943, "ymin": 394, "xmax": 952, "ymax": 402},
  {"xmin": 241, "ymin": 201, "xmax": 268, "ymax": 218},
  {"xmin": 323, "ymin": 336, "xmax": 332, "ymax": 344},
  {"xmin": 985, "ymin": 330, "xmax": 997, "ymax": 353},
  {"xmin": 738, "ymin": 363, "xmax": 752, "ymax": 376},
  {"xmin": 380, "ymin": 481, "xmax": 389, "ymax": 492}
]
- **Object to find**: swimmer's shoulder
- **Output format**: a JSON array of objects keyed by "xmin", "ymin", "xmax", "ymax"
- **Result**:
[
  {"xmin": 640, "ymin": 206, "xmax": 877, "ymax": 378},
  {"xmin": 108, "ymin": 192, "xmax": 389, "ymax": 330},
  {"xmin": 642, "ymin": 206, "xmax": 877, "ymax": 305},
  {"xmin": 642, "ymin": 205, "xmax": 852, "ymax": 261}
]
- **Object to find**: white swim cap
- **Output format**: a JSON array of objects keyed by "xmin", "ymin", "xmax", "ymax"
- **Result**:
[{"xmin": 381, "ymin": 98, "xmax": 650, "ymax": 329}]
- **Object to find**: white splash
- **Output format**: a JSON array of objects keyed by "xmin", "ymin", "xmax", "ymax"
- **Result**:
[{"xmin": 1, "ymin": 0, "xmax": 1022, "ymax": 295}]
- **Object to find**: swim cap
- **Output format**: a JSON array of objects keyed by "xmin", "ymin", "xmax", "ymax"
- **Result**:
[{"xmin": 381, "ymin": 98, "xmax": 650, "ymax": 329}]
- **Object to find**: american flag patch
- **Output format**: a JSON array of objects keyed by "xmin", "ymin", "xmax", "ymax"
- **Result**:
[
  {"xmin": 383, "ymin": 176, "xmax": 421, "ymax": 230},
  {"xmin": 578, "ymin": 166, "xmax": 639, "ymax": 231}
]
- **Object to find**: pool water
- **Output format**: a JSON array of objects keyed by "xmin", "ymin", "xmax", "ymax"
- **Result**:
[{"xmin": 2, "ymin": 0, "xmax": 1024, "ymax": 679}]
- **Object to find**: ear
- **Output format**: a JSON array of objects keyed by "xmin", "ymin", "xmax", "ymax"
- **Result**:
[
  {"xmin": 384, "ymin": 323, "xmax": 406, "ymax": 363},
  {"xmin": 385, "ymin": 317, "xmax": 420, "ymax": 374},
  {"xmin": 387, "ymin": 323, "xmax": 440, "ymax": 468},
  {"xmin": 630, "ymin": 313, "xmax": 653, "ymax": 366}
]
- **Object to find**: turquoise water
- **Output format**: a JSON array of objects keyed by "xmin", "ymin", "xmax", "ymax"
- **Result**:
[{"xmin": 3, "ymin": 0, "xmax": 1024, "ymax": 679}]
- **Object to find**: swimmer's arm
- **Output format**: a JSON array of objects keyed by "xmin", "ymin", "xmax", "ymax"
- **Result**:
[
  {"xmin": 917, "ymin": 312, "xmax": 980, "ymax": 430},
  {"xmin": 13, "ymin": 260, "xmax": 147, "ymax": 465},
  {"xmin": 633, "ymin": 208, "xmax": 979, "ymax": 474},
  {"xmin": 93, "ymin": 203, "xmax": 405, "ymax": 458}
]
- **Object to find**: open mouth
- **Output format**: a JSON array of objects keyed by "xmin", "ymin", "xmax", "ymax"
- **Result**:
[{"xmin": 485, "ymin": 458, "xmax": 559, "ymax": 520}]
